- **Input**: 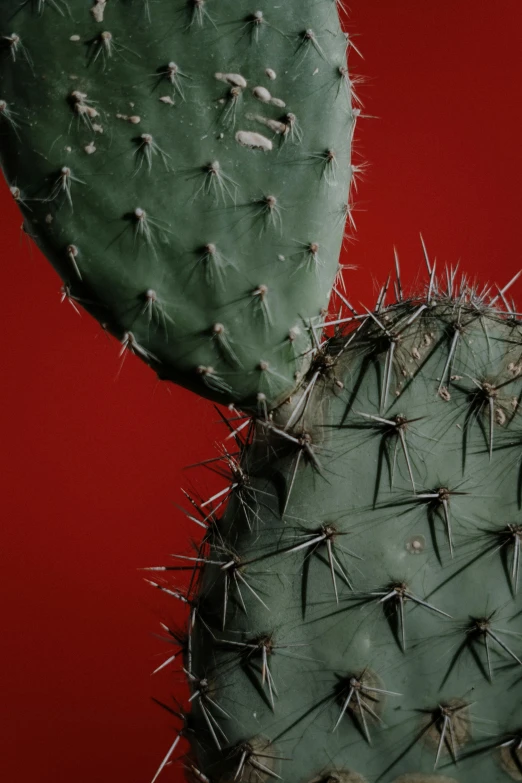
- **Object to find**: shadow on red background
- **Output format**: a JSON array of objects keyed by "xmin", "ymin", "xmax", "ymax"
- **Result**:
[{"xmin": 1, "ymin": 2, "xmax": 521, "ymax": 781}]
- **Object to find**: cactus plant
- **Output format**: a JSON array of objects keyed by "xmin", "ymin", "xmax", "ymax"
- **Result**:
[
  {"xmin": 0, "ymin": 0, "xmax": 355, "ymax": 407},
  {"xmin": 1, "ymin": 3, "xmax": 522, "ymax": 783},
  {"xmin": 179, "ymin": 285, "xmax": 522, "ymax": 782}
]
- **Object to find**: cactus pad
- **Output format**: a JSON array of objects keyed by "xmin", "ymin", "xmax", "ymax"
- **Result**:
[
  {"xmin": 155, "ymin": 276, "xmax": 522, "ymax": 782},
  {"xmin": 0, "ymin": 0, "xmax": 355, "ymax": 407}
]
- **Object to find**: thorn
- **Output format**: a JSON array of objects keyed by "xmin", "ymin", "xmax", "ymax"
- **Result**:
[
  {"xmin": 420, "ymin": 233, "xmax": 432, "ymax": 275},
  {"xmin": 373, "ymin": 582, "xmax": 451, "ymax": 651},
  {"xmin": 427, "ymin": 260, "xmax": 437, "ymax": 304},
  {"xmin": 375, "ymin": 274, "xmax": 390, "ymax": 313},
  {"xmin": 394, "ymin": 247, "xmax": 403, "ymax": 301},
  {"xmin": 333, "ymin": 670, "xmax": 402, "ymax": 739},
  {"xmin": 490, "ymin": 270, "xmax": 522, "ymax": 305},
  {"xmin": 150, "ymin": 733, "xmax": 182, "ymax": 783}
]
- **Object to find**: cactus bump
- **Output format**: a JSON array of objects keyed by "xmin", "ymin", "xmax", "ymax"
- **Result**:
[{"xmin": 1, "ymin": 2, "xmax": 521, "ymax": 783}]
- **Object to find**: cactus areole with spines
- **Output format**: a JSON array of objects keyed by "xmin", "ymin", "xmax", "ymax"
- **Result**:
[{"xmin": 1, "ymin": 2, "xmax": 521, "ymax": 783}]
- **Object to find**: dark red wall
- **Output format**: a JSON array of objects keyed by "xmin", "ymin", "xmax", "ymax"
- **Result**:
[{"xmin": 2, "ymin": 2, "xmax": 522, "ymax": 781}]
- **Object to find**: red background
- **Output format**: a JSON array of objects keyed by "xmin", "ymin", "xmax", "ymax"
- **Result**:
[{"xmin": 2, "ymin": 2, "xmax": 522, "ymax": 781}]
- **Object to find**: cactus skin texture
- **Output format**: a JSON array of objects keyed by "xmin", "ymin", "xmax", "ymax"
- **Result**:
[
  {"xmin": 177, "ymin": 286, "xmax": 522, "ymax": 783},
  {"xmin": 2, "ymin": 3, "xmax": 522, "ymax": 783},
  {"xmin": 0, "ymin": 0, "xmax": 354, "ymax": 408}
]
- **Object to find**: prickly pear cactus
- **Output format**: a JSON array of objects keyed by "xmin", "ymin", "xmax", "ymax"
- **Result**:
[
  {"xmin": 0, "ymin": 0, "xmax": 355, "ymax": 407},
  {"xmin": 146, "ymin": 271, "xmax": 522, "ymax": 783},
  {"xmin": 2, "ymin": 3, "xmax": 521, "ymax": 783}
]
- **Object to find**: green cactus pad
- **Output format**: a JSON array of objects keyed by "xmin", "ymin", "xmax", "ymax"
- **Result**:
[
  {"xmin": 159, "ymin": 278, "xmax": 522, "ymax": 782},
  {"xmin": 0, "ymin": 0, "xmax": 355, "ymax": 407}
]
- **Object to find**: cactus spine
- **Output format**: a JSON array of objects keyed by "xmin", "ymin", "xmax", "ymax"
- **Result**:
[{"xmin": 1, "ymin": 2, "xmax": 521, "ymax": 783}]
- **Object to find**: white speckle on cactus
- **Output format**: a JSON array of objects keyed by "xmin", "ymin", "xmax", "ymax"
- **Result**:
[
  {"xmin": 252, "ymin": 86, "xmax": 286, "ymax": 108},
  {"xmin": 265, "ymin": 68, "xmax": 277, "ymax": 80},
  {"xmin": 90, "ymin": 0, "xmax": 107, "ymax": 23},
  {"xmin": 406, "ymin": 536, "xmax": 426, "ymax": 554},
  {"xmin": 235, "ymin": 130, "xmax": 273, "ymax": 151},
  {"xmin": 495, "ymin": 408, "xmax": 507, "ymax": 426},
  {"xmin": 253, "ymin": 86, "xmax": 271, "ymax": 103},
  {"xmin": 215, "ymin": 73, "xmax": 247, "ymax": 89},
  {"xmin": 70, "ymin": 90, "xmax": 87, "ymax": 103},
  {"xmin": 78, "ymin": 104, "xmax": 99, "ymax": 121},
  {"xmin": 247, "ymin": 113, "xmax": 286, "ymax": 135},
  {"xmin": 116, "ymin": 113, "xmax": 141, "ymax": 124}
]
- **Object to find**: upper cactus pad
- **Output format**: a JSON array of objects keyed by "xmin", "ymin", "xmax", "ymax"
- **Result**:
[{"xmin": 0, "ymin": 0, "xmax": 356, "ymax": 407}]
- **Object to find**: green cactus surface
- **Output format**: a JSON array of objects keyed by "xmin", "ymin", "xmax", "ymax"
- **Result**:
[
  {"xmin": 0, "ymin": 0, "xmax": 355, "ymax": 407},
  {"xmin": 157, "ymin": 280, "xmax": 522, "ymax": 783},
  {"xmin": 2, "ymin": 3, "xmax": 522, "ymax": 783}
]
